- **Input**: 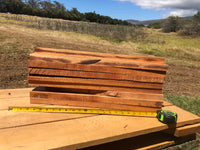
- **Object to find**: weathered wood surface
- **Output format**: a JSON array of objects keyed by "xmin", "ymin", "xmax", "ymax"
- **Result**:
[
  {"xmin": 0, "ymin": 88, "xmax": 200, "ymax": 150},
  {"xmin": 32, "ymin": 87, "xmax": 164, "ymax": 100},
  {"xmin": 34, "ymin": 47, "xmax": 166, "ymax": 64},
  {"xmin": 30, "ymin": 90, "xmax": 163, "ymax": 107},
  {"xmin": 27, "ymin": 47, "xmax": 168, "ymax": 111},
  {"xmin": 28, "ymin": 76, "xmax": 163, "ymax": 90},
  {"xmin": 28, "ymin": 67, "xmax": 165, "ymax": 83},
  {"xmin": 30, "ymin": 98, "xmax": 161, "ymax": 112},
  {"xmin": 30, "ymin": 87, "xmax": 163, "ymax": 111},
  {"xmin": 29, "ymin": 82, "xmax": 162, "ymax": 94},
  {"xmin": 164, "ymin": 123, "xmax": 200, "ymax": 137},
  {"xmin": 29, "ymin": 53, "xmax": 168, "ymax": 72},
  {"xmin": 27, "ymin": 60, "xmax": 166, "ymax": 77},
  {"xmin": 98, "ymin": 90, "xmax": 164, "ymax": 100}
]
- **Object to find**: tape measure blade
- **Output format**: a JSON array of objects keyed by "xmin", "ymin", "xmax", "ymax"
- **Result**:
[{"xmin": 8, "ymin": 107, "xmax": 157, "ymax": 117}]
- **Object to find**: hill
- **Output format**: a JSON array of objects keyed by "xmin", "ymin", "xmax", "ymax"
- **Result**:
[
  {"xmin": 126, "ymin": 19, "xmax": 164, "ymax": 25},
  {"xmin": 126, "ymin": 16, "xmax": 193, "ymax": 26}
]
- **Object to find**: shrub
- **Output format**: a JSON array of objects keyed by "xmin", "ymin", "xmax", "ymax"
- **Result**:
[
  {"xmin": 177, "ymin": 12, "xmax": 200, "ymax": 36},
  {"xmin": 148, "ymin": 22, "xmax": 162, "ymax": 29},
  {"xmin": 162, "ymin": 16, "xmax": 184, "ymax": 33}
]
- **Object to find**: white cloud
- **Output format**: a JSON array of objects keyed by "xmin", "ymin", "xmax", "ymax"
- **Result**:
[
  {"xmin": 163, "ymin": 9, "xmax": 198, "ymax": 18},
  {"xmin": 117, "ymin": 0, "xmax": 200, "ymax": 17}
]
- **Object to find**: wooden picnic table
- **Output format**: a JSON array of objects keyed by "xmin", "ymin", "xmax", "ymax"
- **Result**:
[{"xmin": 0, "ymin": 88, "xmax": 200, "ymax": 150}]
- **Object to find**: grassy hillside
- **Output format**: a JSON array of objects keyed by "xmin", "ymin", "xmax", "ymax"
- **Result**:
[
  {"xmin": 0, "ymin": 13, "xmax": 200, "ymax": 117},
  {"xmin": 1, "ymin": 13, "xmax": 199, "ymax": 67},
  {"xmin": 0, "ymin": 13, "xmax": 144, "ymax": 40}
]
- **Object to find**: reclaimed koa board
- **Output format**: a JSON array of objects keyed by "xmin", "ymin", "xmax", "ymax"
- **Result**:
[{"xmin": 28, "ymin": 47, "xmax": 168, "ymax": 111}]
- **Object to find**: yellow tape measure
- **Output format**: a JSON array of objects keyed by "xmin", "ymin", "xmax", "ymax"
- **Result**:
[{"xmin": 8, "ymin": 106, "xmax": 157, "ymax": 117}]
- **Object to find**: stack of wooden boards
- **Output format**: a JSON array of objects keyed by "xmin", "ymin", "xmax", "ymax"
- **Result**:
[
  {"xmin": 1, "ymin": 88, "xmax": 200, "ymax": 150},
  {"xmin": 28, "ymin": 47, "xmax": 168, "ymax": 111}
]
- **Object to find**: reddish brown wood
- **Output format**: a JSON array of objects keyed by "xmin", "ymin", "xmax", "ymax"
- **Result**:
[
  {"xmin": 28, "ymin": 60, "xmax": 166, "ymax": 83},
  {"xmin": 33, "ymin": 87, "xmax": 164, "ymax": 100},
  {"xmin": 27, "ymin": 47, "xmax": 168, "ymax": 111},
  {"xmin": 34, "ymin": 47, "xmax": 165, "ymax": 64},
  {"xmin": 28, "ymin": 76, "xmax": 163, "ymax": 94},
  {"xmin": 28, "ymin": 68, "xmax": 165, "ymax": 83},
  {"xmin": 29, "ymin": 82, "xmax": 162, "ymax": 94},
  {"xmin": 29, "ymin": 53, "xmax": 168, "ymax": 72},
  {"xmin": 27, "ymin": 76, "xmax": 163, "ymax": 90},
  {"xmin": 30, "ymin": 97, "xmax": 161, "ymax": 112},
  {"xmin": 30, "ymin": 90, "xmax": 163, "ymax": 107},
  {"xmin": 104, "ymin": 91, "xmax": 164, "ymax": 100}
]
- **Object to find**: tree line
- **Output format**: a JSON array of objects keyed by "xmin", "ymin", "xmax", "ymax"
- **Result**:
[
  {"xmin": 0, "ymin": 0, "xmax": 132, "ymax": 26},
  {"xmin": 148, "ymin": 11, "xmax": 200, "ymax": 36},
  {"xmin": 162, "ymin": 12, "xmax": 200, "ymax": 36}
]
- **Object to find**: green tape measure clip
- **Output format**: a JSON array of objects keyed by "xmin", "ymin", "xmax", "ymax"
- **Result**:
[{"xmin": 157, "ymin": 110, "xmax": 177, "ymax": 124}]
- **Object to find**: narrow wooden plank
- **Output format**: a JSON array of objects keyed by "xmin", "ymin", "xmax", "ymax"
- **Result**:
[
  {"xmin": 137, "ymin": 141, "xmax": 175, "ymax": 150},
  {"xmin": 81, "ymin": 132, "xmax": 176, "ymax": 150},
  {"xmin": 0, "ymin": 88, "xmax": 33, "ymax": 99},
  {"xmin": 34, "ymin": 47, "xmax": 165, "ymax": 64},
  {"xmin": 0, "ymin": 104, "xmax": 200, "ymax": 150},
  {"xmin": 0, "ymin": 97, "xmax": 92, "ymax": 110},
  {"xmin": 33, "ymin": 87, "xmax": 164, "ymax": 100},
  {"xmin": 30, "ymin": 90, "xmax": 163, "ymax": 107},
  {"xmin": 164, "ymin": 123, "xmax": 200, "ymax": 137},
  {"xmin": 28, "ymin": 68, "xmax": 165, "ymax": 83},
  {"xmin": 28, "ymin": 76, "xmax": 163, "ymax": 90},
  {"xmin": 0, "ymin": 97, "xmax": 31, "ymax": 110},
  {"xmin": 29, "ymin": 83, "xmax": 162, "ymax": 94},
  {"xmin": 162, "ymin": 138, "xmax": 200, "ymax": 150},
  {"xmin": 138, "ymin": 133, "xmax": 197, "ymax": 150},
  {"xmin": 0, "ymin": 110, "xmax": 94, "ymax": 129},
  {"xmin": 28, "ymin": 59, "xmax": 166, "ymax": 77},
  {"xmin": 0, "ymin": 88, "xmax": 95, "ymax": 129},
  {"xmin": 30, "ymin": 97, "xmax": 160, "ymax": 111},
  {"xmin": 29, "ymin": 53, "xmax": 168, "ymax": 71}
]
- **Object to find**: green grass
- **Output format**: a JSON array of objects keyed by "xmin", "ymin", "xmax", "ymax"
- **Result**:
[
  {"xmin": 136, "ymin": 29, "xmax": 200, "ymax": 67},
  {"xmin": 165, "ymin": 95, "xmax": 200, "ymax": 116},
  {"xmin": 165, "ymin": 95, "xmax": 200, "ymax": 150}
]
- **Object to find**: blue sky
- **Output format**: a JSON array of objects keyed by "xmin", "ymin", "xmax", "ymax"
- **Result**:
[{"xmin": 58, "ymin": 0, "xmax": 199, "ymax": 21}]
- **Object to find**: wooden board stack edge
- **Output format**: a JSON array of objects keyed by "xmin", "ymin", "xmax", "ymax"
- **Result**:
[
  {"xmin": 28, "ymin": 47, "xmax": 168, "ymax": 111},
  {"xmin": 30, "ymin": 87, "xmax": 162, "ymax": 111}
]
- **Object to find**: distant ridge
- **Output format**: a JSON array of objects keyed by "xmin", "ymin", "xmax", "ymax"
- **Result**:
[
  {"xmin": 126, "ymin": 16, "xmax": 193, "ymax": 26},
  {"xmin": 126, "ymin": 19, "xmax": 164, "ymax": 26}
]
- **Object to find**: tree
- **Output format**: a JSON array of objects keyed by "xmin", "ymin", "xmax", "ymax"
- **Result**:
[
  {"xmin": 68, "ymin": 8, "xmax": 83, "ymax": 21},
  {"xmin": 0, "ymin": 0, "xmax": 131, "ymax": 26},
  {"xmin": 84, "ymin": 12, "xmax": 98, "ymax": 22},
  {"xmin": 162, "ymin": 16, "xmax": 184, "ymax": 33},
  {"xmin": 193, "ymin": 11, "xmax": 200, "ymax": 22},
  {"xmin": 53, "ymin": 1, "xmax": 65, "ymax": 11},
  {"xmin": 39, "ymin": 0, "xmax": 54, "ymax": 10},
  {"xmin": 27, "ymin": 0, "xmax": 40, "ymax": 8},
  {"xmin": 182, "ymin": 11, "xmax": 200, "ymax": 36},
  {"xmin": 0, "ymin": 0, "xmax": 24, "ymax": 13}
]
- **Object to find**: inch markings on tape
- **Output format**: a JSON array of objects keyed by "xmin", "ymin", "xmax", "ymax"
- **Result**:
[{"xmin": 8, "ymin": 106, "xmax": 157, "ymax": 117}]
